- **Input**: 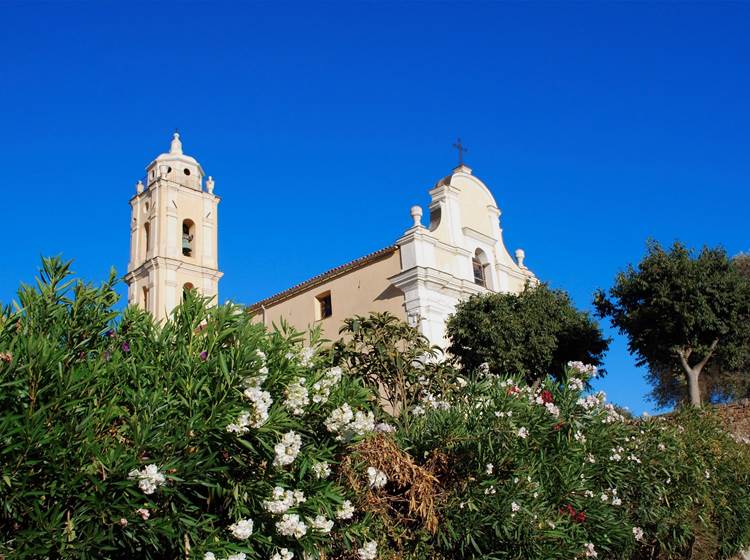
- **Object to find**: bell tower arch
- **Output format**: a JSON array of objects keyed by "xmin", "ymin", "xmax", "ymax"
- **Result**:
[{"xmin": 124, "ymin": 132, "xmax": 223, "ymax": 320}]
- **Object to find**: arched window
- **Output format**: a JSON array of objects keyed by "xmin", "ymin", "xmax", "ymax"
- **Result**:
[
  {"xmin": 473, "ymin": 249, "xmax": 489, "ymax": 288},
  {"xmin": 182, "ymin": 220, "xmax": 195, "ymax": 257},
  {"xmin": 183, "ymin": 282, "xmax": 195, "ymax": 301},
  {"xmin": 144, "ymin": 222, "xmax": 151, "ymax": 254}
]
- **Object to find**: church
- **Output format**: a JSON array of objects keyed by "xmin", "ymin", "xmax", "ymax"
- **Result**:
[{"xmin": 125, "ymin": 134, "xmax": 536, "ymax": 348}]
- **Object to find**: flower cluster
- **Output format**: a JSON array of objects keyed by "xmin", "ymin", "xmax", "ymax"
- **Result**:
[
  {"xmin": 263, "ymin": 486, "xmax": 306, "ymax": 514},
  {"xmin": 324, "ymin": 404, "xmax": 374, "ymax": 440},
  {"xmin": 276, "ymin": 513, "xmax": 308, "ymax": 539},
  {"xmin": 228, "ymin": 518, "xmax": 254, "ymax": 540},
  {"xmin": 336, "ymin": 499, "xmax": 355, "ymax": 520},
  {"xmin": 312, "ymin": 461, "xmax": 331, "ymax": 480},
  {"xmin": 358, "ymin": 540, "xmax": 377, "ymax": 560},
  {"xmin": 244, "ymin": 385, "xmax": 273, "ymax": 426},
  {"xmin": 273, "ymin": 431, "xmax": 302, "ymax": 467},
  {"xmin": 127, "ymin": 464, "xmax": 166, "ymax": 495},
  {"xmin": 284, "ymin": 377, "xmax": 310, "ymax": 416},
  {"xmin": 312, "ymin": 366, "xmax": 342, "ymax": 404},
  {"xmin": 309, "ymin": 514, "xmax": 334, "ymax": 534},
  {"xmin": 367, "ymin": 466, "xmax": 388, "ymax": 489},
  {"xmin": 270, "ymin": 549, "xmax": 294, "ymax": 560}
]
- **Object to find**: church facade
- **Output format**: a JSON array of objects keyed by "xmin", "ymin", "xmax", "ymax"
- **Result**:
[
  {"xmin": 125, "ymin": 134, "xmax": 535, "ymax": 347},
  {"xmin": 248, "ymin": 163, "xmax": 536, "ymax": 347}
]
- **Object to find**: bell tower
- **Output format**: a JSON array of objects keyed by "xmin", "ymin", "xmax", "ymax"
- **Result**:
[{"xmin": 124, "ymin": 132, "xmax": 223, "ymax": 320}]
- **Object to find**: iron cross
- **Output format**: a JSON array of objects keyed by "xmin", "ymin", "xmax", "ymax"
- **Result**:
[{"xmin": 452, "ymin": 137, "xmax": 468, "ymax": 165}]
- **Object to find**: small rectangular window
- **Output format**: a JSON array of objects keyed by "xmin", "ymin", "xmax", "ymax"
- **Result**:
[{"xmin": 316, "ymin": 292, "xmax": 333, "ymax": 320}]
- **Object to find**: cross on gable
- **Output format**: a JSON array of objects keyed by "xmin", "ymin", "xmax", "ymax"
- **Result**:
[{"xmin": 452, "ymin": 137, "xmax": 468, "ymax": 165}]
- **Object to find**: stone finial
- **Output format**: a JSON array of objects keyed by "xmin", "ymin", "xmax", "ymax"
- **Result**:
[
  {"xmin": 206, "ymin": 176, "xmax": 215, "ymax": 194},
  {"xmin": 410, "ymin": 205, "xmax": 423, "ymax": 228},
  {"xmin": 170, "ymin": 132, "xmax": 183, "ymax": 155},
  {"xmin": 515, "ymin": 248, "xmax": 526, "ymax": 269},
  {"xmin": 136, "ymin": 180, "xmax": 144, "ymax": 194}
]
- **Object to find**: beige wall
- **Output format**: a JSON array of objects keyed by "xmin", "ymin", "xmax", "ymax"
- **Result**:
[{"xmin": 255, "ymin": 249, "xmax": 406, "ymax": 340}]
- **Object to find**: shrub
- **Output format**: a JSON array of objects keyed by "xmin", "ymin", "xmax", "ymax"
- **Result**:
[
  {"xmin": 0, "ymin": 258, "xmax": 380, "ymax": 559},
  {"xmin": 395, "ymin": 364, "xmax": 750, "ymax": 559}
]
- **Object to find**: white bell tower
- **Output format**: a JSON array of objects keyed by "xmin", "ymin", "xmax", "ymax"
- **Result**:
[{"xmin": 124, "ymin": 132, "xmax": 223, "ymax": 320}]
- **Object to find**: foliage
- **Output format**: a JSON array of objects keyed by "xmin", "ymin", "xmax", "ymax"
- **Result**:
[
  {"xmin": 595, "ymin": 240, "xmax": 750, "ymax": 406},
  {"xmin": 334, "ymin": 313, "xmax": 457, "ymax": 417},
  {"xmin": 2, "ymin": 260, "xmax": 750, "ymax": 560},
  {"xmin": 446, "ymin": 284, "xmax": 610, "ymax": 384},
  {"xmin": 0, "ymin": 257, "xmax": 379, "ymax": 560},
  {"xmin": 395, "ymin": 365, "xmax": 750, "ymax": 560}
]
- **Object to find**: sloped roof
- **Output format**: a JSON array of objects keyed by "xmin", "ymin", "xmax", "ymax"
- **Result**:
[{"xmin": 247, "ymin": 245, "xmax": 399, "ymax": 311}]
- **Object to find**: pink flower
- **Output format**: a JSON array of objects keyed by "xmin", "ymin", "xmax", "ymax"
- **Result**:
[
  {"xmin": 199, "ymin": 351, "xmax": 208, "ymax": 361},
  {"xmin": 119, "ymin": 518, "xmax": 128, "ymax": 527},
  {"xmin": 136, "ymin": 508, "xmax": 150, "ymax": 520}
]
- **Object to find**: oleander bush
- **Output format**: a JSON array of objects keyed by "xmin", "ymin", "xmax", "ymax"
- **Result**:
[
  {"xmin": 0, "ymin": 258, "xmax": 383, "ymax": 560},
  {"xmin": 394, "ymin": 365, "xmax": 750, "ymax": 559},
  {"xmin": 2, "ymin": 259, "xmax": 750, "ymax": 560}
]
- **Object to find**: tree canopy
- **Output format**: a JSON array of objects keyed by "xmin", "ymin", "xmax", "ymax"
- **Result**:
[
  {"xmin": 446, "ymin": 284, "xmax": 610, "ymax": 384},
  {"xmin": 595, "ymin": 241, "xmax": 750, "ymax": 407}
]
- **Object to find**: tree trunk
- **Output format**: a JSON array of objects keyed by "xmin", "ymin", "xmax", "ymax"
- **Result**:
[
  {"xmin": 686, "ymin": 368, "xmax": 702, "ymax": 408},
  {"xmin": 676, "ymin": 340, "xmax": 719, "ymax": 409}
]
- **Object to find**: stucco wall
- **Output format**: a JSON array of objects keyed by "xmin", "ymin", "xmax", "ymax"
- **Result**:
[{"xmin": 255, "ymin": 249, "xmax": 406, "ymax": 340}]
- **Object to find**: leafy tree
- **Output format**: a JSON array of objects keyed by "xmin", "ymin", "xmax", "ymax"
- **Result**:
[
  {"xmin": 333, "ymin": 312, "xmax": 455, "ymax": 417},
  {"xmin": 595, "ymin": 241, "xmax": 750, "ymax": 407},
  {"xmin": 446, "ymin": 284, "xmax": 609, "ymax": 384}
]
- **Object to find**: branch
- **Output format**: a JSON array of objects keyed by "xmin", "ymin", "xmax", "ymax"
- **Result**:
[
  {"xmin": 694, "ymin": 338, "xmax": 720, "ymax": 374},
  {"xmin": 676, "ymin": 348, "xmax": 693, "ymax": 376}
]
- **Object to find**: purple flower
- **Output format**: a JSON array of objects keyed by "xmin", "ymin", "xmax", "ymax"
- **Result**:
[
  {"xmin": 105, "ymin": 329, "xmax": 115, "ymax": 338},
  {"xmin": 121, "ymin": 342, "xmax": 130, "ymax": 353},
  {"xmin": 199, "ymin": 351, "xmax": 208, "ymax": 361}
]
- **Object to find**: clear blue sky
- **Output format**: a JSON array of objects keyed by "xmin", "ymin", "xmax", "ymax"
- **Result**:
[{"xmin": 1, "ymin": 2, "xmax": 748, "ymax": 414}]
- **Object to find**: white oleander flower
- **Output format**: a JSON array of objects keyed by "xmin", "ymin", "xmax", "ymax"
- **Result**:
[
  {"xmin": 228, "ymin": 518, "xmax": 254, "ymax": 539},
  {"xmin": 271, "ymin": 549, "xmax": 294, "ymax": 560},
  {"xmin": 412, "ymin": 405, "xmax": 426, "ymax": 416},
  {"xmin": 276, "ymin": 513, "xmax": 308, "ymax": 538},
  {"xmin": 284, "ymin": 377, "xmax": 310, "ymax": 416},
  {"xmin": 511, "ymin": 501, "xmax": 520, "ymax": 512},
  {"xmin": 358, "ymin": 540, "xmax": 377, "ymax": 560},
  {"xmin": 517, "ymin": 427, "xmax": 529, "ymax": 439},
  {"xmin": 312, "ymin": 461, "xmax": 331, "ymax": 480},
  {"xmin": 263, "ymin": 486, "xmax": 305, "ymax": 515},
  {"xmin": 367, "ymin": 466, "xmax": 388, "ymax": 489},
  {"xmin": 336, "ymin": 499, "xmax": 355, "ymax": 520},
  {"xmin": 633, "ymin": 526, "xmax": 644, "ymax": 541},
  {"xmin": 127, "ymin": 464, "xmax": 166, "ymax": 495},
  {"xmin": 568, "ymin": 361, "xmax": 598, "ymax": 377},
  {"xmin": 273, "ymin": 431, "xmax": 302, "ymax": 468},
  {"xmin": 349, "ymin": 410, "xmax": 375, "ymax": 436},
  {"xmin": 312, "ymin": 366, "xmax": 342, "ymax": 403},
  {"xmin": 227, "ymin": 554, "xmax": 247, "ymax": 560},
  {"xmin": 204, "ymin": 553, "xmax": 216, "ymax": 560},
  {"xmin": 568, "ymin": 377, "xmax": 585, "ymax": 391},
  {"xmin": 485, "ymin": 463, "xmax": 494, "ymax": 475},
  {"xmin": 300, "ymin": 346, "xmax": 315, "ymax": 367},
  {"xmin": 309, "ymin": 514, "xmax": 334, "ymax": 534},
  {"xmin": 325, "ymin": 404, "xmax": 354, "ymax": 432},
  {"xmin": 584, "ymin": 542, "xmax": 598, "ymax": 557},
  {"xmin": 242, "ymin": 386, "xmax": 273, "ymax": 427}
]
